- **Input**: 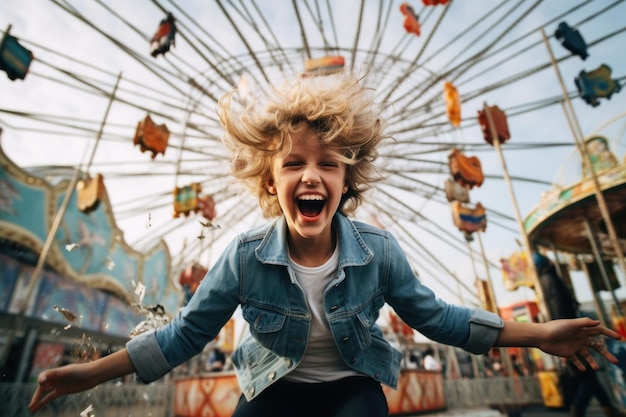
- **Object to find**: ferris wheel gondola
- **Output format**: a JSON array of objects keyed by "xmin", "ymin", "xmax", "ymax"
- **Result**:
[{"xmin": 1, "ymin": 0, "xmax": 625, "ymax": 315}]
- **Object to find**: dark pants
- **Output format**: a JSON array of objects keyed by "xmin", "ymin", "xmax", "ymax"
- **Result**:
[
  {"xmin": 570, "ymin": 370, "xmax": 614, "ymax": 413},
  {"xmin": 231, "ymin": 376, "xmax": 389, "ymax": 417}
]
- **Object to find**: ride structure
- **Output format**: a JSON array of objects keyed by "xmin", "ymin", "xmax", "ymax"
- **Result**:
[{"xmin": 1, "ymin": 1, "xmax": 626, "ymax": 415}]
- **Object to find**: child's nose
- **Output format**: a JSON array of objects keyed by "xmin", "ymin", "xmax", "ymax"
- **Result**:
[{"xmin": 302, "ymin": 165, "xmax": 321, "ymax": 184}]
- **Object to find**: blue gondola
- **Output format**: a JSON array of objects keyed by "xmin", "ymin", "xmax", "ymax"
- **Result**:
[
  {"xmin": 575, "ymin": 64, "xmax": 622, "ymax": 107},
  {"xmin": 0, "ymin": 27, "xmax": 33, "ymax": 80},
  {"xmin": 555, "ymin": 22, "xmax": 588, "ymax": 60}
]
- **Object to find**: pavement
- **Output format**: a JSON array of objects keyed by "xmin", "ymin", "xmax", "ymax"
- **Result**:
[
  {"xmin": 416, "ymin": 407, "xmax": 503, "ymax": 417},
  {"xmin": 501, "ymin": 401, "xmax": 610, "ymax": 417},
  {"xmin": 408, "ymin": 400, "xmax": 610, "ymax": 417}
]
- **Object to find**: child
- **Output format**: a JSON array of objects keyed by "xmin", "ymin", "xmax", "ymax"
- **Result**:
[{"xmin": 29, "ymin": 74, "xmax": 620, "ymax": 417}]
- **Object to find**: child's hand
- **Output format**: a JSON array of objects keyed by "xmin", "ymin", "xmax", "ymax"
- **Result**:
[
  {"xmin": 29, "ymin": 349, "xmax": 134, "ymax": 413},
  {"xmin": 28, "ymin": 364, "xmax": 97, "ymax": 413},
  {"xmin": 538, "ymin": 317, "xmax": 621, "ymax": 371}
]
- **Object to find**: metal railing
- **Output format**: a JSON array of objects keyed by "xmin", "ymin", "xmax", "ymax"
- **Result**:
[
  {"xmin": 444, "ymin": 376, "xmax": 544, "ymax": 409},
  {"xmin": 1, "ymin": 382, "xmax": 173, "ymax": 417},
  {"xmin": 2, "ymin": 376, "xmax": 543, "ymax": 417}
]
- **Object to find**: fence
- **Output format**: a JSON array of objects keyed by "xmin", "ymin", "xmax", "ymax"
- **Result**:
[
  {"xmin": 2, "ymin": 382, "xmax": 174, "ymax": 417},
  {"xmin": 444, "ymin": 376, "xmax": 544, "ymax": 410},
  {"xmin": 2, "ymin": 376, "xmax": 543, "ymax": 417}
]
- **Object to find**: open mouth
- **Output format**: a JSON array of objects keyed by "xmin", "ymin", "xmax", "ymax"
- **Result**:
[{"xmin": 297, "ymin": 195, "xmax": 326, "ymax": 218}]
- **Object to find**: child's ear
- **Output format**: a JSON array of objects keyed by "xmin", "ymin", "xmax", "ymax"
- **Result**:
[
  {"xmin": 342, "ymin": 184, "xmax": 348, "ymax": 194},
  {"xmin": 267, "ymin": 180, "xmax": 276, "ymax": 195}
]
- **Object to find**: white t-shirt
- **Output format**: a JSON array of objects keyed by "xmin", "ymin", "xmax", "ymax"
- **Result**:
[{"xmin": 285, "ymin": 246, "xmax": 361, "ymax": 382}]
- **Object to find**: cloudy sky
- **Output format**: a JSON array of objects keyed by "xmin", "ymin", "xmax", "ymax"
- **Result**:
[{"xmin": 1, "ymin": 0, "xmax": 625, "ymax": 314}]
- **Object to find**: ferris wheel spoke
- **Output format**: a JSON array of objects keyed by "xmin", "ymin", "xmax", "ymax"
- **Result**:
[
  {"xmin": 4, "ymin": 0, "xmax": 625, "ymax": 316},
  {"xmin": 369, "ymin": 206, "xmax": 481, "ymax": 305}
]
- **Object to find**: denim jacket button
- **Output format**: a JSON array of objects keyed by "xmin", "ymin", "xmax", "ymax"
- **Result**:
[
  {"xmin": 329, "ymin": 305, "xmax": 338, "ymax": 312},
  {"xmin": 247, "ymin": 387, "xmax": 255, "ymax": 397},
  {"xmin": 285, "ymin": 359, "xmax": 293, "ymax": 368},
  {"xmin": 342, "ymin": 336, "xmax": 349, "ymax": 342},
  {"xmin": 268, "ymin": 371, "xmax": 276, "ymax": 380}
]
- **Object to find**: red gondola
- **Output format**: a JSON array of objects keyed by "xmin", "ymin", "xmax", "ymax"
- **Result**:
[
  {"xmin": 197, "ymin": 194, "xmax": 217, "ymax": 222},
  {"xmin": 133, "ymin": 115, "xmax": 170, "ymax": 159},
  {"xmin": 477, "ymin": 105, "xmax": 510, "ymax": 145},
  {"xmin": 448, "ymin": 148, "xmax": 484, "ymax": 189},
  {"xmin": 150, "ymin": 12, "xmax": 177, "ymax": 58},
  {"xmin": 399, "ymin": 3, "xmax": 421, "ymax": 36}
]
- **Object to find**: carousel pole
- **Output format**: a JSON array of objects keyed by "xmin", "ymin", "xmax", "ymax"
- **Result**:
[
  {"xmin": 482, "ymin": 103, "xmax": 549, "ymax": 321},
  {"xmin": 465, "ymin": 232, "xmax": 499, "ymax": 312},
  {"xmin": 548, "ymin": 242, "xmax": 565, "ymax": 280},
  {"xmin": 583, "ymin": 216, "xmax": 622, "ymax": 322},
  {"xmin": 475, "ymin": 231, "xmax": 516, "ymax": 376},
  {"xmin": 19, "ymin": 72, "xmax": 123, "ymax": 316},
  {"xmin": 580, "ymin": 259, "xmax": 610, "ymax": 328},
  {"xmin": 465, "ymin": 236, "xmax": 480, "ymax": 284},
  {"xmin": 476, "ymin": 232, "xmax": 499, "ymax": 312},
  {"xmin": 463, "ymin": 235, "xmax": 488, "ymax": 378},
  {"xmin": 541, "ymin": 28, "xmax": 626, "ymax": 280}
]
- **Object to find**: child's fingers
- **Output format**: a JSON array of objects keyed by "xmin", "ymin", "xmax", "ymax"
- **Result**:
[
  {"xmin": 28, "ymin": 372, "xmax": 61, "ymax": 413},
  {"xmin": 586, "ymin": 338, "xmax": 619, "ymax": 364},
  {"xmin": 581, "ymin": 319, "xmax": 620, "ymax": 340},
  {"xmin": 575, "ymin": 346, "xmax": 600, "ymax": 370},
  {"xmin": 29, "ymin": 388, "xmax": 59, "ymax": 413},
  {"xmin": 568, "ymin": 354, "xmax": 588, "ymax": 372},
  {"xmin": 598, "ymin": 327, "xmax": 622, "ymax": 340},
  {"xmin": 28, "ymin": 386, "xmax": 47, "ymax": 413}
]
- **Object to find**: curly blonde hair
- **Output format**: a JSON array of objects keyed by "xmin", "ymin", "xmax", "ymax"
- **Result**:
[{"xmin": 218, "ymin": 73, "xmax": 386, "ymax": 218}]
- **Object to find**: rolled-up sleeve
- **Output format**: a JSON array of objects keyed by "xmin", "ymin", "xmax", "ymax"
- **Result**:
[
  {"xmin": 464, "ymin": 309, "xmax": 504, "ymax": 354},
  {"xmin": 126, "ymin": 331, "xmax": 172, "ymax": 383}
]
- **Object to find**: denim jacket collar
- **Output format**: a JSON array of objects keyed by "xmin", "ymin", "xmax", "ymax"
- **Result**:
[{"xmin": 254, "ymin": 213, "xmax": 374, "ymax": 271}]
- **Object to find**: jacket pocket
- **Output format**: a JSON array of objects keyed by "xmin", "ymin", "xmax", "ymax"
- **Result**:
[
  {"xmin": 356, "ymin": 293, "xmax": 385, "ymax": 328},
  {"xmin": 242, "ymin": 304, "xmax": 286, "ymax": 350},
  {"xmin": 337, "ymin": 294, "xmax": 385, "ymax": 356}
]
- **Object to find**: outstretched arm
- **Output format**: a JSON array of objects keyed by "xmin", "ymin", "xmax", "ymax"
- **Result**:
[
  {"xmin": 495, "ymin": 317, "xmax": 621, "ymax": 371},
  {"xmin": 28, "ymin": 349, "xmax": 136, "ymax": 413}
]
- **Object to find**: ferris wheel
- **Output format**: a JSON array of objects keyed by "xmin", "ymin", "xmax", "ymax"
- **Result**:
[{"xmin": 1, "ymin": 0, "xmax": 625, "ymax": 311}]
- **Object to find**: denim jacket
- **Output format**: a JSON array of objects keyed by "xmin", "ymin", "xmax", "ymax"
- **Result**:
[{"xmin": 127, "ymin": 213, "xmax": 503, "ymax": 400}]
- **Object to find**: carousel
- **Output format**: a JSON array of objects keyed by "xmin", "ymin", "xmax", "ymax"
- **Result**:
[
  {"xmin": 0, "ymin": 130, "xmax": 181, "ymax": 382},
  {"xmin": 525, "ymin": 132, "xmax": 626, "ymax": 326},
  {"xmin": 523, "ymin": 127, "xmax": 626, "ymax": 408}
]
